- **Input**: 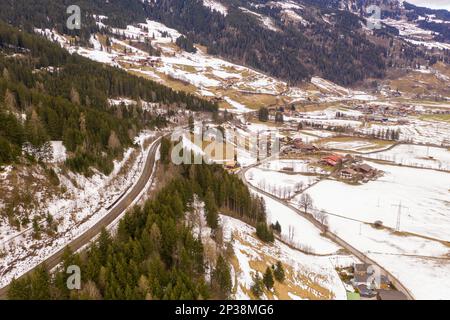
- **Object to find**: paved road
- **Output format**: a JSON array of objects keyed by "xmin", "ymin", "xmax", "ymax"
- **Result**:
[
  {"xmin": 240, "ymin": 163, "xmax": 415, "ymax": 300},
  {"xmin": 0, "ymin": 136, "xmax": 162, "ymax": 299}
]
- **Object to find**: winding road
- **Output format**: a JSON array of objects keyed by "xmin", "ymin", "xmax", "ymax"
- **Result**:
[
  {"xmin": 240, "ymin": 162, "xmax": 415, "ymax": 300},
  {"xmin": 0, "ymin": 135, "xmax": 163, "ymax": 299}
]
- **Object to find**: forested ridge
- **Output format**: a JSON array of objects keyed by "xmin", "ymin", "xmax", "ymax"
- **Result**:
[
  {"xmin": 0, "ymin": 0, "xmax": 149, "ymax": 43},
  {"xmin": 0, "ymin": 22, "xmax": 217, "ymax": 173},
  {"xmin": 1, "ymin": 0, "xmax": 446, "ymax": 86},
  {"xmin": 7, "ymin": 159, "xmax": 272, "ymax": 300},
  {"xmin": 147, "ymin": 0, "xmax": 387, "ymax": 85},
  {"xmin": 0, "ymin": 0, "xmax": 387, "ymax": 85}
]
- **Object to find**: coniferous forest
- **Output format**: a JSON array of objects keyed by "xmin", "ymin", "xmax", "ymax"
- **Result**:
[
  {"xmin": 0, "ymin": 0, "xmax": 386, "ymax": 85},
  {"xmin": 7, "ymin": 156, "xmax": 271, "ymax": 300},
  {"xmin": 0, "ymin": 22, "xmax": 217, "ymax": 173},
  {"xmin": 1, "ymin": 0, "xmax": 447, "ymax": 87}
]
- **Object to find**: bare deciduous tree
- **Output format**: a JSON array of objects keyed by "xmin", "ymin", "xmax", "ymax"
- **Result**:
[
  {"xmin": 288, "ymin": 225, "xmax": 295, "ymax": 244},
  {"xmin": 314, "ymin": 210, "xmax": 328, "ymax": 230},
  {"xmin": 299, "ymin": 193, "xmax": 313, "ymax": 214},
  {"xmin": 294, "ymin": 182, "xmax": 304, "ymax": 193}
]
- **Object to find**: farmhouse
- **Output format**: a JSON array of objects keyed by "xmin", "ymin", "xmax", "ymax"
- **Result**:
[
  {"xmin": 357, "ymin": 284, "xmax": 376, "ymax": 298},
  {"xmin": 354, "ymin": 163, "xmax": 376, "ymax": 176},
  {"xmin": 321, "ymin": 154, "xmax": 343, "ymax": 167},
  {"xmin": 296, "ymin": 143, "xmax": 318, "ymax": 153},
  {"xmin": 377, "ymin": 289, "xmax": 408, "ymax": 300},
  {"xmin": 340, "ymin": 168, "xmax": 357, "ymax": 180},
  {"xmin": 354, "ymin": 264, "xmax": 371, "ymax": 277}
]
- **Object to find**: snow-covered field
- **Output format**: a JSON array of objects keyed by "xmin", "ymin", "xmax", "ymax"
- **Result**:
[
  {"xmin": 319, "ymin": 214, "xmax": 450, "ymax": 300},
  {"xmin": 290, "ymin": 132, "xmax": 320, "ymax": 143},
  {"xmin": 246, "ymin": 168, "xmax": 318, "ymax": 198},
  {"xmin": 292, "ymin": 108, "xmax": 449, "ymax": 147},
  {"xmin": 319, "ymin": 139, "xmax": 391, "ymax": 153},
  {"xmin": 366, "ymin": 144, "xmax": 450, "ymax": 171},
  {"xmin": 221, "ymin": 215, "xmax": 349, "ymax": 300},
  {"xmin": 259, "ymin": 159, "xmax": 327, "ymax": 174},
  {"xmin": 285, "ymin": 161, "xmax": 450, "ymax": 299},
  {"xmin": 362, "ymin": 118, "xmax": 450, "ymax": 146},
  {"xmin": 301, "ymin": 162, "xmax": 450, "ymax": 241},
  {"xmin": 246, "ymin": 158, "xmax": 450, "ymax": 299},
  {"xmin": 252, "ymin": 192, "xmax": 341, "ymax": 255},
  {"xmin": 382, "ymin": 18, "xmax": 450, "ymax": 51},
  {"xmin": 0, "ymin": 131, "xmax": 158, "ymax": 288}
]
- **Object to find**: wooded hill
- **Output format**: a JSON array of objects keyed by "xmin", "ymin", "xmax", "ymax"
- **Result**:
[
  {"xmin": 0, "ymin": 22, "xmax": 217, "ymax": 173},
  {"xmin": 7, "ymin": 159, "xmax": 273, "ymax": 300},
  {"xmin": 1, "ymin": 0, "xmax": 448, "ymax": 86}
]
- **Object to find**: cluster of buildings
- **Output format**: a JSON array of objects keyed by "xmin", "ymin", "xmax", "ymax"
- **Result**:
[
  {"xmin": 319, "ymin": 154, "xmax": 380, "ymax": 182},
  {"xmin": 281, "ymin": 137, "xmax": 319, "ymax": 155},
  {"xmin": 339, "ymin": 163, "xmax": 379, "ymax": 182},
  {"xmin": 346, "ymin": 264, "xmax": 408, "ymax": 300},
  {"xmin": 356, "ymin": 103, "xmax": 416, "ymax": 116}
]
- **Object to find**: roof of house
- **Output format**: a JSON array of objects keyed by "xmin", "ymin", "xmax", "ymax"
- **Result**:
[
  {"xmin": 377, "ymin": 290, "xmax": 408, "ymax": 300},
  {"xmin": 357, "ymin": 284, "xmax": 376, "ymax": 297},
  {"xmin": 354, "ymin": 264, "xmax": 371, "ymax": 273},
  {"xmin": 358, "ymin": 164, "xmax": 373, "ymax": 172},
  {"xmin": 353, "ymin": 274, "xmax": 371, "ymax": 284},
  {"xmin": 323, "ymin": 155, "xmax": 342, "ymax": 162},
  {"xmin": 341, "ymin": 168, "xmax": 357, "ymax": 175}
]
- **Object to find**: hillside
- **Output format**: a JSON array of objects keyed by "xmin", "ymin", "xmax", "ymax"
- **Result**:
[
  {"xmin": 1, "ymin": 0, "xmax": 448, "ymax": 88},
  {"xmin": 0, "ymin": 21, "xmax": 216, "ymax": 172}
]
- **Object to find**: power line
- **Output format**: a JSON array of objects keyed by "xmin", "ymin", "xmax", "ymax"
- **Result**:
[{"xmin": 392, "ymin": 201, "xmax": 408, "ymax": 232}]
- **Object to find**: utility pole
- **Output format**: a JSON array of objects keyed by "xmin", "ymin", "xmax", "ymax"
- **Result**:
[
  {"xmin": 392, "ymin": 201, "xmax": 408, "ymax": 232},
  {"xmin": 256, "ymin": 131, "xmax": 260, "ymax": 162}
]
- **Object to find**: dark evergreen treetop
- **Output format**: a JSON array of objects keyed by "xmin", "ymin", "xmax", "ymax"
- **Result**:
[{"xmin": 0, "ymin": 22, "xmax": 217, "ymax": 172}]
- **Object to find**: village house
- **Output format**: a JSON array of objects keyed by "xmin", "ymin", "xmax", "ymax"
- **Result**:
[
  {"xmin": 340, "ymin": 168, "xmax": 357, "ymax": 180},
  {"xmin": 356, "ymin": 284, "xmax": 376, "ymax": 298},
  {"xmin": 283, "ymin": 138, "xmax": 319, "ymax": 154},
  {"xmin": 354, "ymin": 264, "xmax": 371, "ymax": 277},
  {"xmin": 376, "ymin": 289, "xmax": 408, "ymax": 300},
  {"xmin": 354, "ymin": 163, "xmax": 376, "ymax": 177},
  {"xmin": 321, "ymin": 154, "xmax": 343, "ymax": 167},
  {"xmin": 351, "ymin": 264, "xmax": 391, "ymax": 296},
  {"xmin": 295, "ymin": 143, "xmax": 318, "ymax": 153}
]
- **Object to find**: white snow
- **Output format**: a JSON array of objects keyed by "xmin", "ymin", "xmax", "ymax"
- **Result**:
[
  {"xmin": 0, "ymin": 131, "xmax": 159, "ymax": 288},
  {"xmin": 366, "ymin": 144, "xmax": 450, "ymax": 171},
  {"xmin": 49, "ymin": 141, "xmax": 67, "ymax": 163},
  {"xmin": 252, "ymin": 191, "xmax": 341, "ymax": 255},
  {"xmin": 239, "ymin": 7, "xmax": 280, "ymax": 32},
  {"xmin": 302, "ymin": 162, "xmax": 450, "ymax": 242},
  {"xmin": 221, "ymin": 215, "xmax": 348, "ymax": 300},
  {"xmin": 223, "ymin": 97, "xmax": 252, "ymax": 113},
  {"xmin": 203, "ymin": 0, "xmax": 228, "ymax": 16},
  {"xmin": 246, "ymin": 168, "xmax": 318, "ymax": 198}
]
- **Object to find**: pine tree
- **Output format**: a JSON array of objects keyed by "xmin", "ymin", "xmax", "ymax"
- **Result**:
[
  {"xmin": 204, "ymin": 189, "xmax": 219, "ymax": 229},
  {"xmin": 273, "ymin": 261, "xmax": 285, "ymax": 283},
  {"xmin": 256, "ymin": 223, "xmax": 274, "ymax": 243},
  {"xmin": 212, "ymin": 255, "xmax": 232, "ymax": 299},
  {"xmin": 30, "ymin": 265, "xmax": 51, "ymax": 300},
  {"xmin": 263, "ymin": 267, "xmax": 274, "ymax": 290},
  {"xmin": 251, "ymin": 273, "xmax": 264, "ymax": 298},
  {"xmin": 160, "ymin": 137, "xmax": 171, "ymax": 165},
  {"xmin": 188, "ymin": 115, "xmax": 195, "ymax": 133},
  {"xmin": 97, "ymin": 229, "xmax": 111, "ymax": 265},
  {"xmin": 7, "ymin": 277, "xmax": 31, "ymax": 300}
]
